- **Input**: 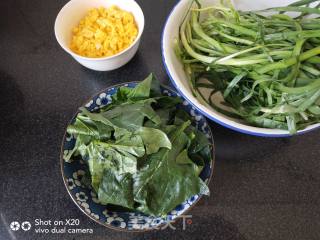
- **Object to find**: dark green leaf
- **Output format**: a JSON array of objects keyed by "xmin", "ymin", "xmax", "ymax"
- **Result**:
[
  {"xmin": 135, "ymin": 127, "xmax": 172, "ymax": 155},
  {"xmin": 176, "ymin": 149, "xmax": 204, "ymax": 176},
  {"xmin": 98, "ymin": 170, "xmax": 134, "ymax": 209},
  {"xmin": 133, "ymin": 121, "xmax": 209, "ymax": 216},
  {"xmin": 101, "ymin": 99, "xmax": 161, "ymax": 130},
  {"xmin": 76, "ymin": 132, "xmax": 144, "ymax": 192},
  {"xmin": 189, "ymin": 128, "xmax": 211, "ymax": 154}
]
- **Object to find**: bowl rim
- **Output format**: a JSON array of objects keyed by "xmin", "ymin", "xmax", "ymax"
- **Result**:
[
  {"xmin": 60, "ymin": 81, "xmax": 215, "ymax": 232},
  {"xmin": 161, "ymin": 0, "xmax": 320, "ymax": 138},
  {"xmin": 54, "ymin": 0, "xmax": 145, "ymax": 61}
]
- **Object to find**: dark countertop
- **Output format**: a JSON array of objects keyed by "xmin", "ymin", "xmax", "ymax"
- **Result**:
[{"xmin": 0, "ymin": 0, "xmax": 320, "ymax": 239}]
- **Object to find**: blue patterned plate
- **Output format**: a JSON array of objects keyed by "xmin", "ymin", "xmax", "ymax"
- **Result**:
[{"xmin": 60, "ymin": 82, "xmax": 214, "ymax": 231}]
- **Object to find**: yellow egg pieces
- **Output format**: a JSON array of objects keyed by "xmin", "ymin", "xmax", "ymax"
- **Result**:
[{"xmin": 70, "ymin": 6, "xmax": 138, "ymax": 58}]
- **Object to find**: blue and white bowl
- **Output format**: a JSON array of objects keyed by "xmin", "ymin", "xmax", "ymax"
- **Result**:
[
  {"xmin": 61, "ymin": 82, "xmax": 214, "ymax": 231},
  {"xmin": 162, "ymin": 0, "xmax": 320, "ymax": 137}
]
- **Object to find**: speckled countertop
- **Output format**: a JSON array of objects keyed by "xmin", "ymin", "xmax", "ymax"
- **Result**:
[{"xmin": 0, "ymin": 0, "xmax": 320, "ymax": 239}]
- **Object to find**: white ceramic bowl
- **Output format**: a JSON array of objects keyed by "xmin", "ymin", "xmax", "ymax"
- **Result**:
[
  {"xmin": 55, "ymin": 0, "xmax": 144, "ymax": 71},
  {"xmin": 162, "ymin": 0, "xmax": 320, "ymax": 137}
]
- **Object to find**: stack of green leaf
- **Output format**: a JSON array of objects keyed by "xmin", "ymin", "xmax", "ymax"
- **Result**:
[
  {"xmin": 176, "ymin": 0, "xmax": 320, "ymax": 134},
  {"xmin": 64, "ymin": 74, "xmax": 211, "ymax": 217}
]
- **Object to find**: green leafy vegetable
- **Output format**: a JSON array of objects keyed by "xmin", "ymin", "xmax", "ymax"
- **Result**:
[
  {"xmin": 65, "ymin": 74, "xmax": 212, "ymax": 216},
  {"xmin": 98, "ymin": 170, "xmax": 134, "ymax": 209},
  {"xmin": 176, "ymin": 0, "xmax": 320, "ymax": 134},
  {"xmin": 135, "ymin": 127, "xmax": 172, "ymax": 155},
  {"xmin": 133, "ymin": 121, "xmax": 209, "ymax": 216}
]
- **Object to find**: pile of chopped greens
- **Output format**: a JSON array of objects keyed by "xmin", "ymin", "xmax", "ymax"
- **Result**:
[
  {"xmin": 176, "ymin": 0, "xmax": 320, "ymax": 134},
  {"xmin": 64, "ymin": 74, "xmax": 211, "ymax": 217}
]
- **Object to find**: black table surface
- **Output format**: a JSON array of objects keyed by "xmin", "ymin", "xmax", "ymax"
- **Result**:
[{"xmin": 1, "ymin": 0, "xmax": 320, "ymax": 239}]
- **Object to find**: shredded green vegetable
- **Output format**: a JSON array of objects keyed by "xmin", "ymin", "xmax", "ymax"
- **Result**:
[{"xmin": 176, "ymin": 0, "xmax": 320, "ymax": 134}]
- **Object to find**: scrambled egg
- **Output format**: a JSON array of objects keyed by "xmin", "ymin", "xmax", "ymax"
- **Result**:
[{"xmin": 70, "ymin": 6, "xmax": 138, "ymax": 58}]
